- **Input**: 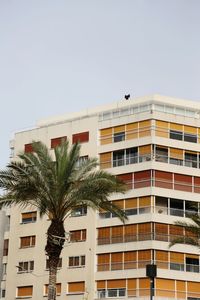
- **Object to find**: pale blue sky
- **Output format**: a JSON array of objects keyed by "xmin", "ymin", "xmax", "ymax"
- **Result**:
[{"xmin": 0, "ymin": 0, "xmax": 200, "ymax": 167}]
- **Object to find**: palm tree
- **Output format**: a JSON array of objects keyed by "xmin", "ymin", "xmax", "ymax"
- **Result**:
[
  {"xmin": 170, "ymin": 213, "xmax": 200, "ymax": 248},
  {"xmin": 0, "ymin": 141, "xmax": 127, "ymax": 300}
]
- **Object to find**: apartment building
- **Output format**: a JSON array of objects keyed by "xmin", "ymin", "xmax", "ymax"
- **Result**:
[{"xmin": 1, "ymin": 94, "xmax": 200, "ymax": 299}]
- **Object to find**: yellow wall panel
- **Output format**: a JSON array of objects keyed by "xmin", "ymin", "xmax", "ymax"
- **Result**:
[
  {"xmin": 184, "ymin": 125, "xmax": 197, "ymax": 134},
  {"xmin": 114, "ymin": 125, "xmax": 125, "ymax": 133},
  {"xmin": 170, "ymin": 148, "xmax": 183, "ymax": 159}
]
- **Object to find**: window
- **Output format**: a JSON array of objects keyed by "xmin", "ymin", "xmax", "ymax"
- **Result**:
[
  {"xmin": 70, "ymin": 229, "xmax": 86, "ymax": 242},
  {"xmin": 17, "ymin": 261, "xmax": 34, "ymax": 273},
  {"xmin": 113, "ymin": 132, "xmax": 125, "ymax": 143},
  {"xmin": 113, "ymin": 150, "xmax": 125, "ymax": 167},
  {"xmin": 107, "ymin": 288, "xmax": 126, "ymax": 297},
  {"xmin": 51, "ymin": 136, "xmax": 67, "ymax": 148},
  {"xmin": 155, "ymin": 146, "xmax": 168, "ymax": 163},
  {"xmin": 21, "ymin": 212, "xmax": 37, "ymax": 224},
  {"xmin": 186, "ymin": 256, "xmax": 199, "ymax": 273},
  {"xmin": 71, "ymin": 206, "xmax": 87, "ymax": 217},
  {"xmin": 1, "ymin": 290, "xmax": 6, "ymax": 298},
  {"xmin": 2, "ymin": 263, "xmax": 7, "ymax": 275},
  {"xmin": 46, "ymin": 258, "xmax": 62, "ymax": 270},
  {"xmin": 126, "ymin": 147, "xmax": 138, "ymax": 164},
  {"xmin": 170, "ymin": 130, "xmax": 183, "ymax": 140},
  {"xmin": 17, "ymin": 286, "xmax": 33, "ymax": 297},
  {"xmin": 24, "ymin": 143, "xmax": 33, "ymax": 153},
  {"xmin": 20, "ymin": 236, "xmax": 36, "ymax": 248},
  {"xmin": 76, "ymin": 155, "xmax": 88, "ymax": 167},
  {"xmin": 184, "ymin": 133, "xmax": 197, "ymax": 143},
  {"xmin": 68, "ymin": 282, "xmax": 85, "ymax": 294},
  {"xmin": 68, "ymin": 255, "xmax": 85, "ymax": 268},
  {"xmin": 3, "ymin": 239, "xmax": 9, "ymax": 256},
  {"xmin": 44, "ymin": 283, "xmax": 61, "ymax": 296},
  {"xmin": 72, "ymin": 132, "xmax": 89, "ymax": 144},
  {"xmin": 185, "ymin": 152, "xmax": 197, "ymax": 168}
]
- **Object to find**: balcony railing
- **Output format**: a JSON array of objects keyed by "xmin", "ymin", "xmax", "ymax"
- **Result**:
[
  {"xmin": 97, "ymin": 260, "xmax": 200, "ymax": 274},
  {"xmin": 96, "ymin": 288, "xmax": 194, "ymax": 299},
  {"xmin": 101, "ymin": 154, "xmax": 199, "ymax": 170},
  {"xmin": 99, "ymin": 205, "xmax": 198, "ymax": 219},
  {"xmin": 97, "ymin": 233, "xmax": 184, "ymax": 245}
]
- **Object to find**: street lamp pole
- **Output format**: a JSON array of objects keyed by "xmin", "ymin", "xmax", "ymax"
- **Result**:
[{"xmin": 146, "ymin": 264, "xmax": 157, "ymax": 300}]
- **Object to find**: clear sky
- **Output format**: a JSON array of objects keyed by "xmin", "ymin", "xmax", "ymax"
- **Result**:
[{"xmin": 0, "ymin": 0, "xmax": 200, "ymax": 168}]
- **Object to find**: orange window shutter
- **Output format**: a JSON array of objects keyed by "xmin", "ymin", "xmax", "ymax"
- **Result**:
[
  {"xmin": 98, "ymin": 254, "xmax": 110, "ymax": 264},
  {"xmin": 56, "ymin": 283, "xmax": 61, "ymax": 294},
  {"xmin": 169, "ymin": 225, "xmax": 184, "ymax": 236},
  {"xmin": 100, "ymin": 152, "xmax": 112, "ymax": 169},
  {"xmin": 176, "ymin": 280, "xmax": 186, "ymax": 299},
  {"xmin": 124, "ymin": 251, "xmax": 136, "ymax": 262},
  {"xmin": 107, "ymin": 279, "xmax": 126, "ymax": 289},
  {"xmin": 170, "ymin": 148, "xmax": 183, "ymax": 159},
  {"xmin": 156, "ymin": 279, "xmax": 175, "ymax": 297},
  {"xmin": 100, "ymin": 128, "xmax": 112, "ymax": 145},
  {"xmin": 125, "ymin": 198, "xmax": 137, "ymax": 209},
  {"xmin": 156, "ymin": 250, "xmax": 168, "ymax": 261},
  {"xmin": 125, "ymin": 224, "xmax": 137, "ymax": 235},
  {"xmin": 187, "ymin": 281, "xmax": 200, "ymax": 297},
  {"xmin": 170, "ymin": 123, "xmax": 183, "ymax": 131},
  {"xmin": 127, "ymin": 279, "xmax": 136, "ymax": 297},
  {"xmin": 112, "ymin": 226, "xmax": 123, "ymax": 237},
  {"xmin": 126, "ymin": 122, "xmax": 138, "ymax": 139},
  {"xmin": 97, "ymin": 281, "xmax": 106, "ymax": 289},
  {"xmin": 155, "ymin": 223, "xmax": 168, "ymax": 234},
  {"xmin": 127, "ymin": 279, "xmax": 136, "ymax": 289},
  {"xmin": 111, "ymin": 252, "xmax": 123, "ymax": 263},
  {"xmin": 139, "ymin": 120, "xmax": 151, "ymax": 137},
  {"xmin": 114, "ymin": 125, "xmax": 125, "ymax": 133},
  {"xmin": 139, "ymin": 278, "xmax": 150, "ymax": 289},
  {"xmin": 113, "ymin": 199, "xmax": 124, "ymax": 209},
  {"xmin": 18, "ymin": 286, "xmax": 33, "ymax": 297},
  {"xmin": 184, "ymin": 125, "xmax": 197, "ymax": 134},
  {"xmin": 155, "ymin": 120, "xmax": 169, "ymax": 137},
  {"xmin": 98, "ymin": 227, "xmax": 110, "ymax": 238},
  {"xmin": 170, "ymin": 252, "xmax": 184, "ymax": 263},
  {"xmin": 139, "ymin": 145, "xmax": 151, "ymax": 155},
  {"xmin": 138, "ymin": 250, "xmax": 151, "ymax": 261},
  {"xmin": 68, "ymin": 282, "xmax": 85, "ymax": 293},
  {"xmin": 139, "ymin": 196, "xmax": 151, "ymax": 207},
  {"xmin": 138, "ymin": 223, "xmax": 151, "ymax": 233}
]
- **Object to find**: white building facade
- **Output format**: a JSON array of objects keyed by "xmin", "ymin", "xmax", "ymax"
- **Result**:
[{"xmin": 1, "ymin": 94, "xmax": 200, "ymax": 299}]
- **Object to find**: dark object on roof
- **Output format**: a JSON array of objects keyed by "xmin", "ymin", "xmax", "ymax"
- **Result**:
[{"xmin": 124, "ymin": 94, "xmax": 130, "ymax": 100}]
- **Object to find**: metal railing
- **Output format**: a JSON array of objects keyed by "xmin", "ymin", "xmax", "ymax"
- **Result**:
[
  {"xmin": 97, "ymin": 233, "xmax": 184, "ymax": 245},
  {"xmin": 99, "ymin": 205, "xmax": 198, "ymax": 219},
  {"xmin": 100, "ymin": 153, "xmax": 199, "ymax": 170},
  {"xmin": 96, "ymin": 288, "xmax": 193, "ymax": 299},
  {"xmin": 97, "ymin": 260, "xmax": 200, "ymax": 274}
]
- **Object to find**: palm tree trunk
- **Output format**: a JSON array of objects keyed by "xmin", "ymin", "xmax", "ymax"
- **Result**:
[
  {"xmin": 45, "ymin": 219, "xmax": 65, "ymax": 300},
  {"xmin": 48, "ymin": 256, "xmax": 59, "ymax": 300}
]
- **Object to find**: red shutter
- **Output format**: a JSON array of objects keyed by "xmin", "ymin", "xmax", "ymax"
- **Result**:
[
  {"xmin": 154, "ymin": 171, "xmax": 173, "ymax": 189},
  {"xmin": 24, "ymin": 143, "xmax": 33, "ymax": 153},
  {"xmin": 72, "ymin": 132, "xmax": 89, "ymax": 144},
  {"xmin": 194, "ymin": 177, "xmax": 200, "ymax": 193},
  {"xmin": 134, "ymin": 170, "xmax": 151, "ymax": 188},
  {"xmin": 51, "ymin": 136, "xmax": 67, "ymax": 148},
  {"xmin": 174, "ymin": 174, "xmax": 192, "ymax": 192},
  {"xmin": 117, "ymin": 173, "xmax": 132, "ymax": 189}
]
